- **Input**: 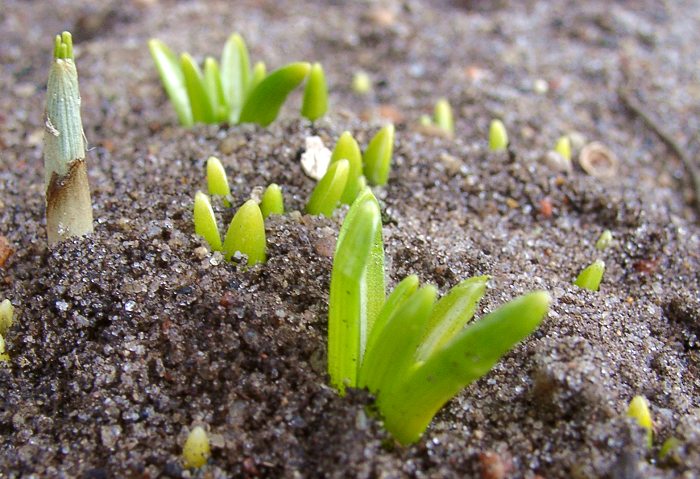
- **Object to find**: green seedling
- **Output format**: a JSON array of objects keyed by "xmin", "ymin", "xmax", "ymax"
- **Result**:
[
  {"xmin": 0, "ymin": 299, "xmax": 13, "ymax": 337},
  {"xmin": 627, "ymin": 395, "xmax": 653, "ymax": 447},
  {"xmin": 150, "ymin": 34, "xmax": 326, "ymax": 126},
  {"xmin": 352, "ymin": 71, "xmax": 372, "ymax": 94},
  {"xmin": 595, "ymin": 230, "xmax": 612, "ymax": 251},
  {"xmin": 0, "ymin": 336, "xmax": 8, "ymax": 363},
  {"xmin": 193, "ymin": 191, "xmax": 223, "ymax": 251},
  {"xmin": 206, "ymin": 156, "xmax": 231, "ymax": 206},
  {"xmin": 44, "ymin": 31, "xmax": 93, "ymax": 245},
  {"xmin": 222, "ymin": 200, "xmax": 267, "ymax": 265},
  {"xmin": 330, "ymin": 132, "xmax": 364, "ymax": 204},
  {"xmin": 554, "ymin": 135, "xmax": 572, "ymax": 161},
  {"xmin": 363, "ymin": 124, "xmax": 395, "ymax": 186},
  {"xmin": 488, "ymin": 119, "xmax": 508, "ymax": 151},
  {"xmin": 328, "ymin": 189, "xmax": 550, "ymax": 443},
  {"xmin": 659, "ymin": 437, "xmax": 682, "ymax": 463},
  {"xmin": 301, "ymin": 62, "xmax": 328, "ymax": 121},
  {"xmin": 182, "ymin": 426, "xmax": 210, "ymax": 468},
  {"xmin": 574, "ymin": 259, "xmax": 605, "ymax": 291},
  {"xmin": 260, "ymin": 183, "xmax": 284, "ymax": 218},
  {"xmin": 306, "ymin": 159, "xmax": 349, "ymax": 217},
  {"xmin": 434, "ymin": 98, "xmax": 454, "ymax": 137}
]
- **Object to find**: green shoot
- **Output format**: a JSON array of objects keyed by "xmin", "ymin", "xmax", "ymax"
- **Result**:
[
  {"xmin": 434, "ymin": 98, "xmax": 454, "ymax": 137},
  {"xmin": 260, "ymin": 183, "xmax": 284, "ymax": 218},
  {"xmin": 330, "ymin": 132, "xmax": 364, "ymax": 204},
  {"xmin": 148, "ymin": 39, "xmax": 193, "ymax": 126},
  {"xmin": 203, "ymin": 57, "xmax": 227, "ymax": 122},
  {"xmin": 659, "ymin": 437, "xmax": 681, "ymax": 462},
  {"xmin": 488, "ymin": 119, "xmax": 508, "ymax": 151},
  {"xmin": 363, "ymin": 124, "xmax": 395, "ymax": 186},
  {"xmin": 306, "ymin": 159, "xmax": 349, "ymax": 217},
  {"xmin": 301, "ymin": 62, "xmax": 328, "ymax": 121},
  {"xmin": 0, "ymin": 299, "xmax": 13, "ymax": 337},
  {"xmin": 0, "ymin": 336, "xmax": 8, "ymax": 363},
  {"xmin": 328, "ymin": 188, "xmax": 385, "ymax": 394},
  {"xmin": 193, "ymin": 191, "xmax": 222, "ymax": 251},
  {"xmin": 181, "ymin": 53, "xmax": 215, "ymax": 124},
  {"xmin": 182, "ymin": 426, "xmax": 210, "ymax": 468},
  {"xmin": 206, "ymin": 156, "xmax": 231, "ymax": 206},
  {"xmin": 554, "ymin": 135, "xmax": 571, "ymax": 161},
  {"xmin": 595, "ymin": 230, "xmax": 612, "ymax": 251},
  {"xmin": 574, "ymin": 259, "xmax": 605, "ymax": 291},
  {"xmin": 250, "ymin": 61, "xmax": 267, "ymax": 92},
  {"xmin": 352, "ymin": 71, "xmax": 372, "ymax": 94},
  {"xmin": 627, "ymin": 396, "xmax": 653, "ymax": 447},
  {"xmin": 220, "ymin": 33, "xmax": 250, "ymax": 123},
  {"xmin": 222, "ymin": 200, "xmax": 267, "ymax": 265}
]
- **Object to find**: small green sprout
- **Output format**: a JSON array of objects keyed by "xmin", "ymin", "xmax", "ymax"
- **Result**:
[
  {"xmin": 307, "ymin": 159, "xmax": 349, "ymax": 217},
  {"xmin": 433, "ymin": 98, "xmax": 454, "ymax": 137},
  {"xmin": 659, "ymin": 437, "xmax": 682, "ymax": 463},
  {"xmin": 627, "ymin": 395, "xmax": 653, "ymax": 447},
  {"xmin": 206, "ymin": 156, "xmax": 231, "ymax": 206},
  {"xmin": 352, "ymin": 71, "xmax": 372, "ymax": 94},
  {"xmin": 182, "ymin": 426, "xmax": 210, "ymax": 468},
  {"xmin": 328, "ymin": 189, "xmax": 550, "ymax": 443},
  {"xmin": 595, "ymin": 230, "xmax": 613, "ymax": 251},
  {"xmin": 330, "ymin": 132, "xmax": 364, "ymax": 204},
  {"xmin": 363, "ymin": 124, "xmax": 395, "ymax": 186},
  {"xmin": 301, "ymin": 62, "xmax": 328, "ymax": 121},
  {"xmin": 222, "ymin": 200, "xmax": 266, "ymax": 265},
  {"xmin": 44, "ymin": 31, "xmax": 94, "ymax": 245},
  {"xmin": 260, "ymin": 183, "xmax": 284, "ymax": 218},
  {"xmin": 149, "ymin": 34, "xmax": 326, "ymax": 126},
  {"xmin": 554, "ymin": 135, "xmax": 572, "ymax": 161},
  {"xmin": 193, "ymin": 192, "xmax": 223, "ymax": 251},
  {"xmin": 0, "ymin": 336, "xmax": 8, "ymax": 363},
  {"xmin": 488, "ymin": 119, "xmax": 508, "ymax": 151},
  {"xmin": 574, "ymin": 259, "xmax": 605, "ymax": 291},
  {"xmin": 0, "ymin": 299, "xmax": 14, "ymax": 337}
]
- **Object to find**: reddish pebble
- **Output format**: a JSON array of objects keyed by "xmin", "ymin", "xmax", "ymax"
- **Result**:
[
  {"xmin": 633, "ymin": 258, "xmax": 659, "ymax": 274},
  {"xmin": 479, "ymin": 451, "xmax": 509, "ymax": 479},
  {"xmin": 539, "ymin": 197, "xmax": 553, "ymax": 218},
  {"xmin": 0, "ymin": 236, "xmax": 13, "ymax": 268}
]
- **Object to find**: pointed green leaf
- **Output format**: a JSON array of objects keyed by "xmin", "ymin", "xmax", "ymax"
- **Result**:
[
  {"xmin": 148, "ymin": 39, "xmax": 193, "ymax": 126},
  {"xmin": 181, "ymin": 53, "xmax": 215, "ymax": 123},
  {"xmin": 0, "ymin": 299, "xmax": 14, "ymax": 337},
  {"xmin": 574, "ymin": 259, "xmax": 605, "ymax": 291},
  {"xmin": 260, "ymin": 183, "xmax": 284, "ymax": 218},
  {"xmin": 363, "ymin": 124, "xmax": 395, "ymax": 186},
  {"xmin": 489, "ymin": 119, "xmax": 508, "ymax": 151},
  {"xmin": 595, "ymin": 230, "xmax": 612, "ymax": 251},
  {"xmin": 249, "ymin": 61, "xmax": 266, "ymax": 94},
  {"xmin": 301, "ymin": 62, "xmax": 328, "ymax": 121},
  {"xmin": 220, "ymin": 33, "xmax": 251, "ymax": 123},
  {"xmin": 239, "ymin": 62, "xmax": 311, "ymax": 126},
  {"xmin": 204, "ymin": 57, "xmax": 227, "ymax": 122},
  {"xmin": 627, "ymin": 395, "xmax": 653, "ymax": 447},
  {"xmin": 222, "ymin": 200, "xmax": 266, "ymax": 265},
  {"xmin": 331, "ymin": 132, "xmax": 364, "ymax": 204},
  {"xmin": 306, "ymin": 159, "xmax": 349, "ymax": 217},
  {"xmin": 193, "ymin": 191, "xmax": 222, "ymax": 251},
  {"xmin": 206, "ymin": 156, "xmax": 231, "ymax": 206},
  {"xmin": 434, "ymin": 98, "xmax": 454, "ymax": 137}
]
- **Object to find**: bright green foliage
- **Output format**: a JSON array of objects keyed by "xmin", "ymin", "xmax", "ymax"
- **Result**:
[
  {"xmin": 434, "ymin": 98, "xmax": 454, "ymax": 137},
  {"xmin": 150, "ymin": 34, "xmax": 325, "ymax": 126},
  {"xmin": 489, "ymin": 119, "xmax": 508, "ymax": 151},
  {"xmin": 306, "ymin": 159, "xmax": 349, "ymax": 217},
  {"xmin": 0, "ymin": 299, "xmax": 14, "ymax": 337},
  {"xmin": 363, "ymin": 124, "xmax": 395, "ymax": 186},
  {"xmin": 301, "ymin": 62, "xmax": 328, "ymax": 121},
  {"xmin": 193, "ymin": 191, "xmax": 222, "ymax": 251},
  {"xmin": 260, "ymin": 183, "xmax": 284, "ymax": 218},
  {"xmin": 223, "ymin": 200, "xmax": 267, "ymax": 265},
  {"xmin": 0, "ymin": 336, "xmax": 8, "ymax": 363},
  {"xmin": 206, "ymin": 156, "xmax": 231, "ymax": 205},
  {"xmin": 595, "ymin": 230, "xmax": 612, "ymax": 251},
  {"xmin": 53, "ymin": 31, "xmax": 74, "ymax": 60},
  {"xmin": 574, "ymin": 259, "xmax": 605, "ymax": 291},
  {"xmin": 328, "ymin": 191, "xmax": 550, "ymax": 443},
  {"xmin": 182, "ymin": 426, "xmax": 210, "ymax": 468},
  {"xmin": 627, "ymin": 395, "xmax": 653, "ymax": 447},
  {"xmin": 328, "ymin": 188, "xmax": 385, "ymax": 394},
  {"xmin": 554, "ymin": 135, "xmax": 572, "ymax": 161},
  {"xmin": 331, "ymin": 132, "xmax": 364, "ymax": 204}
]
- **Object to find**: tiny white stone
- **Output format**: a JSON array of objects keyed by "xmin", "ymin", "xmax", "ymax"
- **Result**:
[{"xmin": 301, "ymin": 136, "xmax": 331, "ymax": 180}]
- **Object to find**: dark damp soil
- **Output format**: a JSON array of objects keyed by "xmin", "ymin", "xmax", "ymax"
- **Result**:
[{"xmin": 1, "ymin": 0, "xmax": 699, "ymax": 477}]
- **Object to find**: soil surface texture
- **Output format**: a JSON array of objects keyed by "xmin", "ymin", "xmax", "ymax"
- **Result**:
[{"xmin": 1, "ymin": 0, "xmax": 699, "ymax": 477}]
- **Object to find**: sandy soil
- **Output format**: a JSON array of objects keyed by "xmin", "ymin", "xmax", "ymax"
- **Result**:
[{"xmin": 1, "ymin": 0, "xmax": 699, "ymax": 477}]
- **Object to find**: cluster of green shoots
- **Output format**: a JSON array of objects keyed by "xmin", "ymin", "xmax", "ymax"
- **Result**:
[
  {"xmin": 307, "ymin": 126, "xmax": 394, "ymax": 217},
  {"xmin": 328, "ymin": 188, "xmax": 551, "ymax": 444},
  {"xmin": 149, "ymin": 33, "xmax": 327, "ymax": 126},
  {"xmin": 194, "ymin": 157, "xmax": 282, "ymax": 265}
]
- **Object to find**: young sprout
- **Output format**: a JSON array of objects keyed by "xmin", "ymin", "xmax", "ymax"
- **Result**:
[
  {"xmin": 150, "ymin": 34, "xmax": 324, "ymax": 126},
  {"xmin": 0, "ymin": 336, "xmax": 8, "ymax": 363},
  {"xmin": 260, "ymin": 183, "xmax": 284, "ymax": 218},
  {"xmin": 433, "ymin": 98, "xmax": 454, "ymax": 137},
  {"xmin": 44, "ymin": 31, "xmax": 94, "ymax": 245},
  {"xmin": 363, "ymin": 124, "xmax": 395, "ymax": 186},
  {"xmin": 574, "ymin": 259, "xmax": 605, "ymax": 291},
  {"xmin": 223, "ymin": 200, "xmax": 266, "ymax": 265},
  {"xmin": 206, "ymin": 156, "xmax": 231, "ymax": 206},
  {"xmin": 627, "ymin": 396, "xmax": 653, "ymax": 447},
  {"xmin": 488, "ymin": 119, "xmax": 508, "ymax": 151},
  {"xmin": 595, "ymin": 230, "xmax": 612, "ymax": 251},
  {"xmin": 193, "ymin": 192, "xmax": 222, "ymax": 251},
  {"xmin": 0, "ymin": 299, "xmax": 13, "ymax": 337},
  {"xmin": 182, "ymin": 426, "xmax": 210, "ymax": 468},
  {"xmin": 659, "ymin": 437, "xmax": 682, "ymax": 463},
  {"xmin": 352, "ymin": 71, "xmax": 372, "ymax": 95},
  {"xmin": 554, "ymin": 135, "xmax": 572, "ymax": 161},
  {"xmin": 306, "ymin": 160, "xmax": 349, "ymax": 217},
  {"xmin": 330, "ymin": 132, "xmax": 364, "ymax": 204},
  {"xmin": 301, "ymin": 62, "xmax": 328, "ymax": 121}
]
